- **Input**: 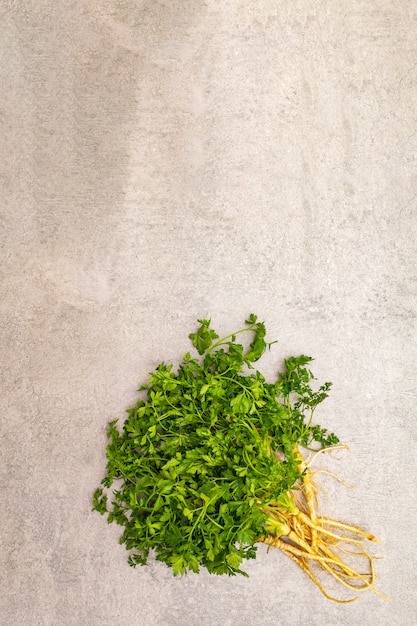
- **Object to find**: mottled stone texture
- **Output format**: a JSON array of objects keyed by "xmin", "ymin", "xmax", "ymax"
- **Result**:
[{"xmin": 1, "ymin": 1, "xmax": 416, "ymax": 624}]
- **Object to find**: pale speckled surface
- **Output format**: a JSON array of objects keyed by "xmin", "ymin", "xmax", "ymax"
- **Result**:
[{"xmin": 1, "ymin": 1, "xmax": 417, "ymax": 625}]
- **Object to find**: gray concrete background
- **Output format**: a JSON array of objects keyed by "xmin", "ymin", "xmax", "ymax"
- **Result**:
[{"xmin": 1, "ymin": 1, "xmax": 416, "ymax": 625}]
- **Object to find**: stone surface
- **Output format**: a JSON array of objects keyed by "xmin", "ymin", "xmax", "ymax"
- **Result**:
[{"xmin": 1, "ymin": 1, "xmax": 416, "ymax": 624}]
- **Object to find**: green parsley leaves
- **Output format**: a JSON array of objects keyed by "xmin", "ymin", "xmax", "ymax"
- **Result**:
[{"xmin": 93, "ymin": 316, "xmax": 338, "ymax": 577}]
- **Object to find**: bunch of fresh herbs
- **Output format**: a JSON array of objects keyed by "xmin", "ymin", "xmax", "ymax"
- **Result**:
[{"xmin": 93, "ymin": 315, "xmax": 386, "ymax": 602}]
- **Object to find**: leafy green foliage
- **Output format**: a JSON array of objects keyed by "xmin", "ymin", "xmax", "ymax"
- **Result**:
[{"xmin": 93, "ymin": 315, "xmax": 338, "ymax": 576}]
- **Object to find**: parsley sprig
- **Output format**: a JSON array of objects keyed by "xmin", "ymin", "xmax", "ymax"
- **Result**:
[{"xmin": 93, "ymin": 316, "xmax": 386, "ymax": 602}]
